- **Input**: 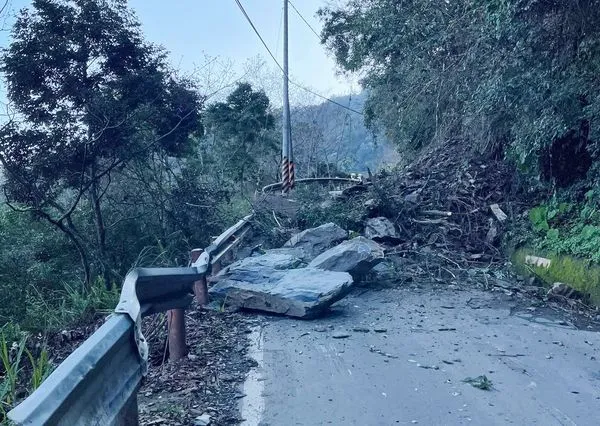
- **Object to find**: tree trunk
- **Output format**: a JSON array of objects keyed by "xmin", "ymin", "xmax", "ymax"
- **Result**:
[
  {"xmin": 90, "ymin": 160, "xmax": 109, "ymax": 287},
  {"xmin": 47, "ymin": 216, "xmax": 92, "ymax": 291}
]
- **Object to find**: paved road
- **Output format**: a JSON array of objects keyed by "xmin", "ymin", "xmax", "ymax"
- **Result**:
[{"xmin": 240, "ymin": 285, "xmax": 600, "ymax": 426}]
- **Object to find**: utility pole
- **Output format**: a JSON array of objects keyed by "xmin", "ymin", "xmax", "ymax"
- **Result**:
[{"xmin": 281, "ymin": 0, "xmax": 294, "ymax": 194}]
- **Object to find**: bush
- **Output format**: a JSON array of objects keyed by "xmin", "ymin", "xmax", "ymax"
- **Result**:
[
  {"xmin": 0, "ymin": 207, "xmax": 79, "ymax": 326},
  {"xmin": 528, "ymin": 189, "xmax": 600, "ymax": 262},
  {"xmin": 295, "ymin": 185, "xmax": 368, "ymax": 232}
]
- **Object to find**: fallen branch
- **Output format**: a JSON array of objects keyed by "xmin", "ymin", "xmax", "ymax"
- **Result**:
[
  {"xmin": 422, "ymin": 210, "xmax": 453, "ymax": 217},
  {"xmin": 412, "ymin": 218, "xmax": 448, "ymax": 225},
  {"xmin": 272, "ymin": 210, "xmax": 282, "ymax": 228}
]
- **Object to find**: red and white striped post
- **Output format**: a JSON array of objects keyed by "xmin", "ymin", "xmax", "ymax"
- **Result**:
[{"xmin": 281, "ymin": 0, "xmax": 293, "ymax": 195}]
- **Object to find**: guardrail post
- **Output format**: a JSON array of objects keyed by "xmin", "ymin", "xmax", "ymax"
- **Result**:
[
  {"xmin": 166, "ymin": 252, "xmax": 206, "ymax": 362},
  {"xmin": 167, "ymin": 308, "xmax": 186, "ymax": 361},
  {"xmin": 191, "ymin": 248, "xmax": 208, "ymax": 306}
]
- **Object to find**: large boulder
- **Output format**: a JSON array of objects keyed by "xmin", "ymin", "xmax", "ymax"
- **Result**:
[
  {"xmin": 308, "ymin": 236, "xmax": 384, "ymax": 276},
  {"xmin": 283, "ymin": 223, "xmax": 347, "ymax": 261},
  {"xmin": 209, "ymin": 267, "xmax": 354, "ymax": 319},
  {"xmin": 364, "ymin": 217, "xmax": 399, "ymax": 241},
  {"xmin": 219, "ymin": 250, "xmax": 304, "ymax": 273}
]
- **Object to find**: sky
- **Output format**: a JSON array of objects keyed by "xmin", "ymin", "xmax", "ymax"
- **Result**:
[{"xmin": 1, "ymin": 0, "xmax": 359, "ymax": 105}]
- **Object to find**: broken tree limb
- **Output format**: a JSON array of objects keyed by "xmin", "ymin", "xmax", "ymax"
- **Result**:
[
  {"xmin": 422, "ymin": 210, "xmax": 453, "ymax": 217},
  {"xmin": 490, "ymin": 204, "xmax": 508, "ymax": 222},
  {"xmin": 412, "ymin": 218, "xmax": 448, "ymax": 225}
]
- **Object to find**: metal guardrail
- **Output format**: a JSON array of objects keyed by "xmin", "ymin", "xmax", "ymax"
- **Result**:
[
  {"xmin": 261, "ymin": 177, "xmax": 363, "ymax": 193},
  {"xmin": 8, "ymin": 215, "xmax": 253, "ymax": 426}
]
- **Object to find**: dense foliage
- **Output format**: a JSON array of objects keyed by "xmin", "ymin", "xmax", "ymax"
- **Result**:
[
  {"xmin": 202, "ymin": 82, "xmax": 278, "ymax": 192},
  {"xmin": 319, "ymin": 0, "xmax": 600, "ymax": 278},
  {"xmin": 319, "ymin": 0, "xmax": 600, "ymax": 180},
  {"xmin": 0, "ymin": 0, "xmax": 204, "ymax": 288}
]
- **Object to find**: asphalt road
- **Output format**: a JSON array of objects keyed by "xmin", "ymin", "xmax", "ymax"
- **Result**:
[{"xmin": 240, "ymin": 285, "xmax": 600, "ymax": 426}]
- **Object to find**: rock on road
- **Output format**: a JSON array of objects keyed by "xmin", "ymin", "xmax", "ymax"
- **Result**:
[{"xmin": 240, "ymin": 285, "xmax": 600, "ymax": 426}]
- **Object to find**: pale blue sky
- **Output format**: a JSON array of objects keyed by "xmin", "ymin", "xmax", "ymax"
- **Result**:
[{"xmin": 1, "ymin": 0, "xmax": 358, "ymax": 105}]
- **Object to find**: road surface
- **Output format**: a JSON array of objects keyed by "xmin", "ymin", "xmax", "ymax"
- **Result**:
[{"xmin": 240, "ymin": 284, "xmax": 600, "ymax": 425}]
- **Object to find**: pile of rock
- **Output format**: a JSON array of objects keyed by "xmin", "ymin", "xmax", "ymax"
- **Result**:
[{"xmin": 209, "ymin": 223, "xmax": 385, "ymax": 319}]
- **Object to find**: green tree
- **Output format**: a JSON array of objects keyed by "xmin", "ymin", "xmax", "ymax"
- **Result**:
[
  {"xmin": 203, "ymin": 82, "xmax": 277, "ymax": 192},
  {"xmin": 0, "ymin": 0, "xmax": 202, "ymax": 288}
]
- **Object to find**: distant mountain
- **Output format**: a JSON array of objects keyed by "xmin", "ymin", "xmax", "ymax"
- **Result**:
[{"xmin": 289, "ymin": 92, "xmax": 399, "ymax": 177}]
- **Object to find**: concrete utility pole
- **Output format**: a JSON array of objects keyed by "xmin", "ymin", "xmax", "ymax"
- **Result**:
[{"xmin": 281, "ymin": 0, "xmax": 294, "ymax": 194}]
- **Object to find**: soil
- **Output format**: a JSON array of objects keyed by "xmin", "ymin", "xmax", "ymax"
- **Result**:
[
  {"xmin": 21, "ymin": 304, "xmax": 254, "ymax": 426},
  {"xmin": 138, "ymin": 305, "xmax": 255, "ymax": 426}
]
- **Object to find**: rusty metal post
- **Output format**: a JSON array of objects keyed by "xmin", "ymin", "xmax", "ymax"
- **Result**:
[
  {"xmin": 190, "ymin": 249, "xmax": 208, "ymax": 306},
  {"xmin": 167, "ymin": 308, "xmax": 186, "ymax": 361},
  {"xmin": 165, "ymin": 249, "xmax": 206, "ymax": 362},
  {"xmin": 212, "ymin": 260, "xmax": 222, "ymax": 275}
]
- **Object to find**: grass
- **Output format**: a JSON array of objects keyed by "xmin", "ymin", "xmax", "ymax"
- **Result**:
[
  {"xmin": 0, "ymin": 274, "xmax": 117, "ymax": 420},
  {"xmin": 512, "ymin": 248, "xmax": 600, "ymax": 306},
  {"xmin": 0, "ymin": 334, "xmax": 27, "ymax": 415},
  {"xmin": 26, "ymin": 347, "xmax": 52, "ymax": 392},
  {"xmin": 23, "ymin": 276, "xmax": 120, "ymax": 333},
  {"xmin": 0, "ymin": 330, "xmax": 54, "ymax": 422}
]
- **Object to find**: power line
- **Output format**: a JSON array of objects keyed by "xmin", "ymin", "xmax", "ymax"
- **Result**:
[
  {"xmin": 232, "ymin": 0, "xmax": 362, "ymax": 116},
  {"xmin": 275, "ymin": 5, "xmax": 284, "ymax": 58},
  {"xmin": 288, "ymin": 0, "xmax": 321, "ymax": 41},
  {"xmin": 290, "ymin": 81, "xmax": 362, "ymax": 115},
  {"xmin": 233, "ymin": 0, "xmax": 284, "ymax": 75}
]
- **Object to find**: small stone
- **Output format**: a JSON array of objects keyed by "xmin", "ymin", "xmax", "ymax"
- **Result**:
[
  {"xmin": 188, "ymin": 353, "xmax": 198, "ymax": 361},
  {"xmin": 404, "ymin": 192, "xmax": 419, "ymax": 203},
  {"xmin": 364, "ymin": 199, "xmax": 377, "ymax": 208},
  {"xmin": 374, "ymin": 328, "xmax": 388, "ymax": 333},
  {"xmin": 332, "ymin": 332, "xmax": 351, "ymax": 339},
  {"xmin": 364, "ymin": 217, "xmax": 399, "ymax": 241},
  {"xmin": 352, "ymin": 327, "xmax": 370, "ymax": 333},
  {"xmin": 194, "ymin": 414, "xmax": 211, "ymax": 426},
  {"xmin": 61, "ymin": 330, "xmax": 71, "ymax": 342}
]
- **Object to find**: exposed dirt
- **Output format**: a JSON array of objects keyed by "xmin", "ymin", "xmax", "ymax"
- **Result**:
[
  {"xmin": 138, "ymin": 304, "xmax": 254, "ymax": 426},
  {"xmin": 367, "ymin": 139, "xmax": 527, "ymax": 263},
  {"xmin": 44, "ymin": 315, "xmax": 107, "ymax": 364},
  {"xmin": 21, "ymin": 303, "xmax": 253, "ymax": 426}
]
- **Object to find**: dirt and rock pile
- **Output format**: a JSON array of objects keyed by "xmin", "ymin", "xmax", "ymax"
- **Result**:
[{"xmin": 361, "ymin": 139, "xmax": 525, "ymax": 264}]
